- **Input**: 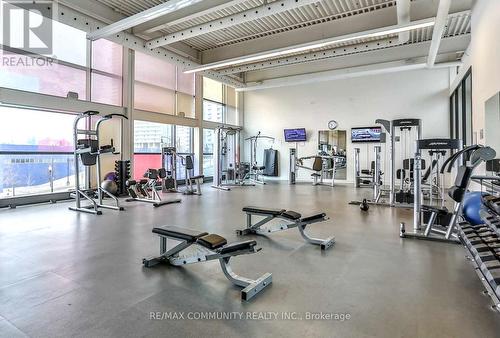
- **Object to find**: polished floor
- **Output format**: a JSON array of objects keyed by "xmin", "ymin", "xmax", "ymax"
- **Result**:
[{"xmin": 0, "ymin": 183, "xmax": 499, "ymax": 338}]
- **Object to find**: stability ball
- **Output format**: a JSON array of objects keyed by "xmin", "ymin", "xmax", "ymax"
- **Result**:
[
  {"xmin": 101, "ymin": 180, "xmax": 118, "ymax": 196},
  {"xmin": 462, "ymin": 191, "xmax": 487, "ymax": 225},
  {"xmin": 104, "ymin": 172, "xmax": 117, "ymax": 181}
]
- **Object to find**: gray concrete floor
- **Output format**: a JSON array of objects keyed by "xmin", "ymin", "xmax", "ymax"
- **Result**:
[{"xmin": 0, "ymin": 183, "xmax": 499, "ymax": 338}]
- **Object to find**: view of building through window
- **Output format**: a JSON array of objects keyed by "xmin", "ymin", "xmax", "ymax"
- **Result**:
[
  {"xmin": 133, "ymin": 120, "xmax": 194, "ymax": 180},
  {"xmin": 0, "ymin": 107, "xmax": 83, "ymax": 198}
]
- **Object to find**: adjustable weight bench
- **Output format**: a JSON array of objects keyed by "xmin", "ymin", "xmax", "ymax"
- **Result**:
[
  {"xmin": 237, "ymin": 207, "xmax": 335, "ymax": 250},
  {"xmin": 143, "ymin": 225, "xmax": 272, "ymax": 301}
]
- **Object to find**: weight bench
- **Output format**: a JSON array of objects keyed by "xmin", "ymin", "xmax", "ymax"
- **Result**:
[
  {"xmin": 143, "ymin": 225, "xmax": 272, "ymax": 301},
  {"xmin": 237, "ymin": 207, "xmax": 335, "ymax": 250}
]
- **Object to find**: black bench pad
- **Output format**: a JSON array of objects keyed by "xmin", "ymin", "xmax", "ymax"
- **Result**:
[
  {"xmin": 191, "ymin": 175, "xmax": 205, "ymax": 180},
  {"xmin": 198, "ymin": 234, "xmax": 227, "ymax": 250},
  {"xmin": 243, "ymin": 206, "xmax": 285, "ymax": 216},
  {"xmin": 218, "ymin": 240, "xmax": 257, "ymax": 255},
  {"xmin": 281, "ymin": 210, "xmax": 302, "ymax": 220},
  {"xmin": 301, "ymin": 213, "xmax": 326, "ymax": 223},
  {"xmin": 152, "ymin": 226, "xmax": 208, "ymax": 242}
]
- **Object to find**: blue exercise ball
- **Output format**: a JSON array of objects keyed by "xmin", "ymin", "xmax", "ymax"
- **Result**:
[{"xmin": 462, "ymin": 191, "xmax": 487, "ymax": 225}]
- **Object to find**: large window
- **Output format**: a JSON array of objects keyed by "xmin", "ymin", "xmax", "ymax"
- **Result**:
[
  {"xmin": 91, "ymin": 39, "xmax": 123, "ymax": 106},
  {"xmin": 175, "ymin": 126, "xmax": 194, "ymax": 180},
  {"xmin": 134, "ymin": 52, "xmax": 195, "ymax": 118},
  {"xmin": 0, "ymin": 50, "xmax": 87, "ymax": 99},
  {"xmin": 202, "ymin": 77, "xmax": 238, "ymax": 124},
  {"xmin": 133, "ymin": 121, "xmax": 194, "ymax": 180},
  {"xmin": 0, "ymin": 5, "xmax": 88, "ymax": 99},
  {"xmin": 133, "ymin": 120, "xmax": 173, "ymax": 180},
  {"xmin": 450, "ymin": 69, "xmax": 472, "ymax": 145},
  {"xmin": 203, "ymin": 129, "xmax": 215, "ymax": 178},
  {"xmin": 0, "ymin": 107, "xmax": 82, "ymax": 198}
]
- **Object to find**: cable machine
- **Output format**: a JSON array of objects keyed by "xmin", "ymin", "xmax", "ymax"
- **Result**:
[
  {"xmin": 244, "ymin": 131, "xmax": 275, "ymax": 185},
  {"xmin": 389, "ymin": 118, "xmax": 422, "ymax": 206},
  {"xmin": 212, "ymin": 126, "xmax": 254, "ymax": 191},
  {"xmin": 69, "ymin": 111, "xmax": 128, "ymax": 215}
]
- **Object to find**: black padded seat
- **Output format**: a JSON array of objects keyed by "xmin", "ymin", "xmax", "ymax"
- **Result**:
[
  {"xmin": 281, "ymin": 210, "xmax": 302, "ymax": 220},
  {"xmin": 152, "ymin": 226, "xmax": 208, "ymax": 242},
  {"xmin": 243, "ymin": 206, "xmax": 285, "ymax": 216},
  {"xmin": 301, "ymin": 213, "xmax": 326, "ymax": 223},
  {"xmin": 197, "ymin": 234, "xmax": 227, "ymax": 250},
  {"xmin": 191, "ymin": 175, "xmax": 205, "ymax": 180},
  {"xmin": 218, "ymin": 240, "xmax": 257, "ymax": 255},
  {"xmin": 421, "ymin": 205, "xmax": 448, "ymax": 215},
  {"xmin": 311, "ymin": 173, "xmax": 321, "ymax": 177}
]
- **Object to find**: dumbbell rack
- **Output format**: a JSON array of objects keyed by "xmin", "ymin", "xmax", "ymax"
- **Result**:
[
  {"xmin": 115, "ymin": 160, "xmax": 131, "ymax": 197},
  {"xmin": 459, "ymin": 195, "xmax": 500, "ymax": 312}
]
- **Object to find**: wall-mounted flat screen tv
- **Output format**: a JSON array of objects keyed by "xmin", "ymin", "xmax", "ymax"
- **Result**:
[
  {"xmin": 284, "ymin": 128, "xmax": 307, "ymax": 142},
  {"xmin": 351, "ymin": 127, "xmax": 382, "ymax": 143}
]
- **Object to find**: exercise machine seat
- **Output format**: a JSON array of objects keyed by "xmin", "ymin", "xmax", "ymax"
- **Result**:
[
  {"xmin": 158, "ymin": 168, "xmax": 167, "ymax": 179},
  {"xmin": 197, "ymin": 234, "xmax": 227, "ymax": 250},
  {"xmin": 312, "ymin": 157, "xmax": 323, "ymax": 171},
  {"xmin": 311, "ymin": 173, "xmax": 321, "ymax": 177},
  {"xmin": 243, "ymin": 206, "xmax": 286, "ymax": 216},
  {"xmin": 281, "ymin": 210, "xmax": 302, "ymax": 220},
  {"xmin": 421, "ymin": 205, "xmax": 448, "ymax": 215},
  {"xmin": 190, "ymin": 175, "xmax": 205, "ymax": 181},
  {"xmin": 152, "ymin": 226, "xmax": 208, "ymax": 242},
  {"xmin": 218, "ymin": 240, "xmax": 257, "ymax": 255},
  {"xmin": 301, "ymin": 213, "xmax": 326, "ymax": 223}
]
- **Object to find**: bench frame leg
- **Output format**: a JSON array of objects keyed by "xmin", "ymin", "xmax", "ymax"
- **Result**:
[
  {"xmin": 219, "ymin": 257, "xmax": 272, "ymax": 301},
  {"xmin": 237, "ymin": 212, "xmax": 335, "ymax": 250}
]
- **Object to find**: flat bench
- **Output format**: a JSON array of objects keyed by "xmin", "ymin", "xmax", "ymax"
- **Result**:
[
  {"xmin": 143, "ymin": 225, "xmax": 272, "ymax": 301},
  {"xmin": 237, "ymin": 206, "xmax": 335, "ymax": 251}
]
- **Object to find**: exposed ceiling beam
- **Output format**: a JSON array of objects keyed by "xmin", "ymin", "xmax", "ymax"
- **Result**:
[
  {"xmin": 135, "ymin": 0, "xmax": 249, "ymax": 34},
  {"xmin": 238, "ymin": 59, "xmax": 462, "ymax": 92},
  {"xmin": 87, "ymin": 0, "xmax": 208, "ymax": 41},
  {"xmin": 219, "ymin": 33, "xmax": 469, "ymax": 75},
  {"xmin": 184, "ymin": 18, "xmax": 436, "ymax": 73},
  {"xmin": 221, "ymin": 10, "xmax": 470, "ymax": 76},
  {"xmin": 396, "ymin": 0, "xmax": 411, "ymax": 44},
  {"xmin": 49, "ymin": 4, "xmax": 244, "ymax": 88},
  {"xmin": 245, "ymin": 34, "xmax": 468, "ymax": 82},
  {"xmin": 60, "ymin": 0, "xmax": 199, "ymax": 60},
  {"xmin": 146, "ymin": 0, "xmax": 322, "ymax": 49},
  {"xmin": 201, "ymin": 0, "xmax": 472, "ymax": 63},
  {"xmin": 427, "ymin": 0, "xmax": 452, "ymax": 67}
]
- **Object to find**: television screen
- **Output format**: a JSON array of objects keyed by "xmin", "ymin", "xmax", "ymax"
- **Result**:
[
  {"xmin": 351, "ymin": 127, "xmax": 382, "ymax": 143},
  {"xmin": 284, "ymin": 128, "xmax": 307, "ymax": 142}
]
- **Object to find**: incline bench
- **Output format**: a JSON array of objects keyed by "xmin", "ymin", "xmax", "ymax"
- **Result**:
[
  {"xmin": 237, "ymin": 207, "xmax": 335, "ymax": 250},
  {"xmin": 143, "ymin": 225, "xmax": 272, "ymax": 301}
]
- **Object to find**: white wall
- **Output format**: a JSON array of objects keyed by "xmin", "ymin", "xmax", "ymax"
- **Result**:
[
  {"xmin": 243, "ymin": 68, "xmax": 451, "ymax": 183},
  {"xmin": 469, "ymin": 0, "xmax": 500, "ymax": 145}
]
